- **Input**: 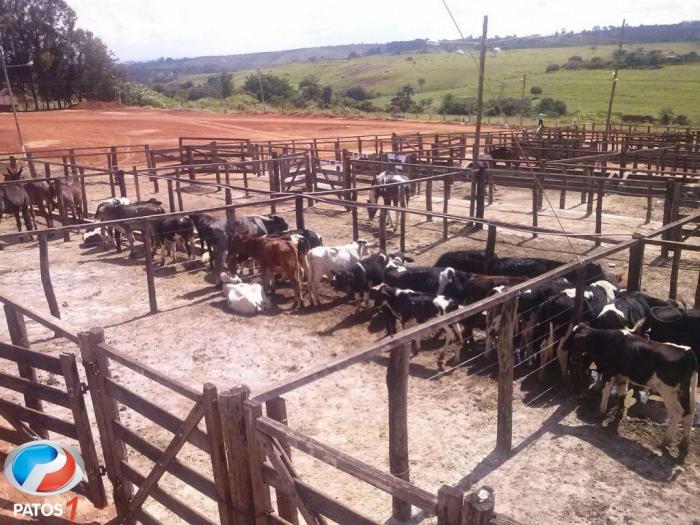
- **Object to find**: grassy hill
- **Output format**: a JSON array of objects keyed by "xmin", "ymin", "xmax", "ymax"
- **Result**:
[{"xmin": 166, "ymin": 40, "xmax": 700, "ymax": 122}]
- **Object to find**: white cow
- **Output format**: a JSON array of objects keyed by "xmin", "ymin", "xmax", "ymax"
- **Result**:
[
  {"xmin": 95, "ymin": 197, "xmax": 131, "ymax": 248},
  {"xmin": 307, "ymin": 240, "xmax": 369, "ymax": 305},
  {"xmin": 220, "ymin": 273, "xmax": 271, "ymax": 314}
]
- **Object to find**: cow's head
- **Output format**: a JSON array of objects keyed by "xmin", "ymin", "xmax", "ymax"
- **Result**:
[
  {"xmin": 265, "ymin": 215, "xmax": 288, "ymax": 234},
  {"xmin": 220, "ymin": 272, "xmax": 242, "ymax": 285},
  {"xmin": 4, "ymin": 167, "xmax": 22, "ymax": 181},
  {"xmin": 330, "ymin": 270, "xmax": 354, "ymax": 294}
]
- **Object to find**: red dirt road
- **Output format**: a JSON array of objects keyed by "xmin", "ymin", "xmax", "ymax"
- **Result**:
[{"xmin": 0, "ymin": 107, "xmax": 482, "ymax": 153}]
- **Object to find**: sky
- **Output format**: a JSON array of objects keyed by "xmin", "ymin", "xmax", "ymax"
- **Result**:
[{"xmin": 66, "ymin": 0, "xmax": 699, "ymax": 62}]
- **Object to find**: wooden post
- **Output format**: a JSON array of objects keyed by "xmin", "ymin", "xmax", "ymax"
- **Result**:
[
  {"xmin": 146, "ymin": 147, "xmax": 159, "ymax": 193},
  {"xmin": 59, "ymin": 352, "xmax": 107, "ymax": 508},
  {"xmin": 496, "ymin": 299, "xmax": 518, "ymax": 453},
  {"xmin": 55, "ymin": 178, "xmax": 70, "ymax": 242},
  {"xmin": 202, "ymin": 383, "xmax": 236, "ymax": 525},
  {"xmin": 443, "ymin": 179, "xmax": 450, "ymax": 240},
  {"xmin": 295, "ymin": 192, "xmax": 305, "ymax": 230},
  {"xmin": 4, "ymin": 305, "xmax": 49, "ymax": 439},
  {"xmin": 595, "ymin": 179, "xmax": 604, "ymax": 247},
  {"xmin": 167, "ymin": 177, "xmax": 176, "ymax": 213},
  {"xmin": 270, "ymin": 153, "xmax": 279, "ymax": 215},
  {"xmin": 266, "ymin": 397, "xmax": 298, "ymax": 525},
  {"xmin": 585, "ymin": 168, "xmax": 594, "ymax": 216},
  {"xmin": 379, "ymin": 208, "xmax": 387, "ymax": 253},
  {"xmin": 225, "ymin": 189, "xmax": 235, "ymax": 223},
  {"xmin": 132, "ymin": 166, "xmax": 141, "ymax": 202},
  {"xmin": 472, "ymin": 16, "xmax": 489, "ymax": 170},
  {"xmin": 187, "ymin": 146, "xmax": 195, "ymax": 180},
  {"xmin": 351, "ymin": 205, "xmax": 359, "ymax": 242},
  {"xmin": 462, "ymin": 486, "xmax": 495, "ymax": 525},
  {"xmin": 243, "ymin": 400, "xmax": 273, "ymax": 525},
  {"xmin": 531, "ymin": 175, "xmax": 538, "ymax": 239},
  {"xmin": 107, "ymin": 153, "xmax": 116, "ymax": 198},
  {"xmin": 176, "ymin": 169, "xmax": 184, "ymax": 211},
  {"xmin": 426, "ymin": 178, "xmax": 433, "ymax": 222},
  {"xmin": 78, "ymin": 328, "xmax": 133, "ymax": 515},
  {"xmin": 220, "ymin": 387, "xmax": 254, "ymax": 525},
  {"xmin": 38, "ymin": 233, "xmax": 61, "ymax": 319},
  {"xmin": 26, "ymin": 152, "xmax": 37, "ymax": 178},
  {"xmin": 437, "ymin": 485, "xmax": 464, "ymax": 525},
  {"xmin": 78, "ymin": 167, "xmax": 88, "ymax": 219},
  {"xmin": 387, "ymin": 344, "xmax": 411, "ymax": 522},
  {"xmin": 117, "ymin": 169, "xmax": 127, "ymax": 198},
  {"xmin": 142, "ymin": 222, "xmax": 158, "ymax": 314},
  {"xmin": 485, "ymin": 225, "xmax": 497, "ymax": 272},
  {"xmin": 694, "ymin": 270, "xmax": 700, "ymax": 309},
  {"xmin": 342, "ymin": 149, "xmax": 352, "ymax": 201},
  {"xmin": 627, "ymin": 238, "xmax": 645, "ymax": 292},
  {"xmin": 669, "ymin": 247, "xmax": 682, "ymax": 300},
  {"xmin": 475, "ymin": 167, "xmax": 485, "ymax": 230},
  {"xmin": 400, "ymin": 204, "xmax": 407, "ymax": 253}
]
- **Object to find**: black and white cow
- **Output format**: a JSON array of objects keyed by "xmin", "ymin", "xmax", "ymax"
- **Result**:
[
  {"xmin": 384, "ymin": 264, "xmax": 473, "ymax": 304},
  {"xmin": 95, "ymin": 199, "xmax": 165, "ymax": 258},
  {"xmin": 593, "ymin": 292, "xmax": 676, "ymax": 330},
  {"xmin": 367, "ymin": 171, "xmax": 410, "ymax": 230},
  {"xmin": 642, "ymin": 305, "xmax": 700, "ymax": 362},
  {"xmin": 569, "ymin": 323, "xmax": 698, "ymax": 450},
  {"xmin": 229, "ymin": 214, "xmax": 288, "ymax": 237},
  {"xmin": 154, "ymin": 216, "xmax": 195, "ymax": 265},
  {"xmin": 434, "ymin": 250, "xmax": 488, "ymax": 274},
  {"xmin": 372, "ymin": 284, "xmax": 462, "ymax": 368}
]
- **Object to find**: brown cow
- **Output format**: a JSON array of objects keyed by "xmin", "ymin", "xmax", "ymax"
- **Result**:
[
  {"xmin": 229, "ymin": 233, "xmax": 303, "ymax": 309},
  {"xmin": 4, "ymin": 167, "xmax": 53, "ymax": 228},
  {"xmin": 50, "ymin": 177, "xmax": 84, "ymax": 223}
]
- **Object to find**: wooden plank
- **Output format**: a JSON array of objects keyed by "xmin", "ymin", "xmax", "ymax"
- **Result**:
[
  {"xmin": 642, "ymin": 239, "xmax": 700, "ymax": 252},
  {"xmin": 0, "ymin": 342, "xmax": 63, "ymax": 374},
  {"xmin": 121, "ymin": 462, "xmax": 216, "ymax": 525},
  {"xmin": 202, "ymin": 383, "xmax": 235, "ymax": 525},
  {"xmin": 669, "ymin": 247, "xmax": 682, "ymax": 300},
  {"xmin": 496, "ymin": 299, "xmax": 518, "ymax": 453},
  {"xmin": 113, "ymin": 421, "xmax": 217, "ymax": 499},
  {"xmin": 266, "ymin": 397, "xmax": 298, "ymax": 525},
  {"xmin": 220, "ymin": 387, "xmax": 254, "ymax": 524},
  {"xmin": 387, "ymin": 344, "xmax": 411, "ymax": 521},
  {"xmin": 38, "ymin": 233, "xmax": 61, "ymax": 319},
  {"xmin": 98, "ymin": 343, "xmax": 201, "ymax": 402},
  {"xmin": 0, "ymin": 370, "xmax": 70, "ymax": 407},
  {"xmin": 378, "ymin": 209, "xmax": 387, "ymax": 253},
  {"xmin": 0, "ymin": 424, "xmax": 28, "ymax": 445},
  {"xmin": 0, "ymin": 294, "xmax": 79, "ymax": 343},
  {"xmin": 0, "ymin": 397, "xmax": 76, "ymax": 438},
  {"xmin": 122, "ymin": 401, "xmax": 205, "ymax": 524},
  {"xmin": 627, "ymin": 239, "xmax": 645, "ymax": 292},
  {"xmin": 60, "ymin": 353, "xmax": 106, "ymax": 508},
  {"xmin": 437, "ymin": 485, "xmax": 464, "ymax": 525},
  {"xmin": 104, "ymin": 378, "xmax": 210, "ymax": 453},
  {"xmin": 256, "ymin": 416, "xmax": 437, "ymax": 513},
  {"xmin": 244, "ymin": 400, "xmax": 273, "ymax": 525},
  {"xmin": 142, "ymin": 222, "xmax": 158, "ymax": 313}
]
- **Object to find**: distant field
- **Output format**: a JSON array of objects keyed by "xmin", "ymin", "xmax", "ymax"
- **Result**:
[{"xmin": 172, "ymin": 41, "xmax": 700, "ymax": 122}]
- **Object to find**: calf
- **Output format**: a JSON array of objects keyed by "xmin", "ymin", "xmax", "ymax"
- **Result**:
[
  {"xmin": 95, "ymin": 197, "xmax": 130, "ymax": 248},
  {"xmin": 307, "ymin": 240, "xmax": 369, "ymax": 305},
  {"xmin": 50, "ymin": 177, "xmax": 84, "ymax": 222},
  {"xmin": 229, "ymin": 234, "xmax": 303, "ymax": 309},
  {"xmin": 594, "ymin": 292, "xmax": 675, "ymax": 330},
  {"xmin": 189, "ymin": 213, "xmax": 229, "ymax": 283},
  {"xmin": 220, "ymin": 272, "xmax": 271, "ymax": 314},
  {"xmin": 642, "ymin": 305, "xmax": 700, "ymax": 363},
  {"xmin": 569, "ymin": 323, "xmax": 698, "ymax": 450},
  {"xmin": 5, "ymin": 167, "xmax": 52, "ymax": 228},
  {"xmin": 229, "ymin": 214, "xmax": 288, "ymax": 237},
  {"xmin": 0, "ymin": 182, "xmax": 34, "ymax": 232},
  {"xmin": 154, "ymin": 216, "xmax": 195, "ymax": 265},
  {"xmin": 434, "ymin": 250, "xmax": 488, "ymax": 274},
  {"xmin": 384, "ymin": 265, "xmax": 473, "ymax": 304},
  {"xmin": 269, "ymin": 228, "xmax": 323, "ymax": 281},
  {"xmin": 373, "ymin": 284, "xmax": 462, "ymax": 369},
  {"xmin": 95, "ymin": 200, "xmax": 165, "ymax": 258}
]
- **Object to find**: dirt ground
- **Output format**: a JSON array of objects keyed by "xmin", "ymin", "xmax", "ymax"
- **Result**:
[
  {"xmin": 1, "ymin": 159, "xmax": 699, "ymax": 524},
  {"xmin": 0, "ymin": 107, "xmax": 478, "ymax": 154}
]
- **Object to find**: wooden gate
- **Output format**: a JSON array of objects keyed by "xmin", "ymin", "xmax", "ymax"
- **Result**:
[{"xmin": 0, "ymin": 304, "xmax": 106, "ymax": 508}]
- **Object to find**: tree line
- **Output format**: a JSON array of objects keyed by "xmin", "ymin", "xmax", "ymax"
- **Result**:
[{"xmin": 0, "ymin": 0, "xmax": 121, "ymax": 109}]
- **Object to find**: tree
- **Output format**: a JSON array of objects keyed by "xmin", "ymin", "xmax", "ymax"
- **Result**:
[
  {"xmin": 345, "ymin": 86, "xmax": 370, "ymax": 100},
  {"xmin": 658, "ymin": 106, "xmax": 675, "ymax": 125},
  {"xmin": 417, "ymin": 77, "xmax": 426, "ymax": 91},
  {"xmin": 546, "ymin": 63, "xmax": 560, "ymax": 73},
  {"xmin": 537, "ymin": 97, "xmax": 567, "ymax": 116},
  {"xmin": 298, "ymin": 75, "xmax": 322, "ymax": 102},
  {"xmin": 320, "ymin": 86, "xmax": 333, "ymax": 107},
  {"xmin": 530, "ymin": 86, "xmax": 542, "ymax": 97},
  {"xmin": 673, "ymin": 114, "xmax": 690, "ymax": 126},
  {"xmin": 390, "ymin": 84, "xmax": 416, "ymax": 112},
  {"xmin": 243, "ymin": 72, "xmax": 295, "ymax": 101}
]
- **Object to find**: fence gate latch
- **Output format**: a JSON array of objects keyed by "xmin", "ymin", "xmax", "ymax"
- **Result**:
[{"xmin": 80, "ymin": 382, "xmax": 89, "ymax": 395}]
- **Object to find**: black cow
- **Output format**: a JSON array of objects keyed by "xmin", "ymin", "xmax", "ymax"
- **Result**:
[
  {"xmin": 642, "ymin": 306, "xmax": 700, "ymax": 362},
  {"xmin": 569, "ymin": 323, "xmax": 697, "ymax": 451},
  {"xmin": 95, "ymin": 199, "xmax": 165, "ymax": 258},
  {"xmin": 593, "ymin": 292, "xmax": 675, "ymax": 330},
  {"xmin": 372, "ymin": 284, "xmax": 462, "ymax": 368},
  {"xmin": 275, "ymin": 228, "xmax": 323, "ymax": 250},
  {"xmin": 154, "ymin": 216, "xmax": 195, "ymax": 265},
  {"xmin": 385, "ymin": 265, "xmax": 473, "ymax": 304},
  {"xmin": 229, "ymin": 214, "xmax": 288, "ymax": 237},
  {"xmin": 189, "ymin": 213, "xmax": 229, "ymax": 283},
  {"xmin": 434, "ymin": 250, "xmax": 488, "ymax": 274}
]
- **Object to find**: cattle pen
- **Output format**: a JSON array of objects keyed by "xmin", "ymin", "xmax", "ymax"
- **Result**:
[{"xmin": 1, "ymin": 127, "xmax": 700, "ymax": 524}]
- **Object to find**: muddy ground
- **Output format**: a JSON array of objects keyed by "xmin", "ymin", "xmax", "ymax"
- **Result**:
[{"xmin": 0, "ymin": 159, "xmax": 699, "ymax": 525}]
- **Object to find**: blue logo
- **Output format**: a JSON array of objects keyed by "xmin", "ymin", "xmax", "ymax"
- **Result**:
[{"xmin": 4, "ymin": 440, "xmax": 84, "ymax": 496}]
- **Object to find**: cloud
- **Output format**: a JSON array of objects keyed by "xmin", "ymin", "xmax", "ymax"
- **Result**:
[{"xmin": 65, "ymin": 0, "xmax": 699, "ymax": 61}]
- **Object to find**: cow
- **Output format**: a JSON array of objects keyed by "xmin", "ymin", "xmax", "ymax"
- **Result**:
[
  {"xmin": 95, "ymin": 200, "xmax": 165, "ymax": 258},
  {"xmin": 4, "ymin": 167, "xmax": 52, "ymax": 228},
  {"xmin": 593, "ymin": 292, "xmax": 677, "ymax": 330},
  {"xmin": 372, "ymin": 284, "xmax": 462, "ymax": 369},
  {"xmin": 229, "ymin": 233, "xmax": 303, "ymax": 309},
  {"xmin": 220, "ymin": 272, "xmax": 271, "ymax": 314},
  {"xmin": 534, "ymin": 280, "xmax": 619, "ymax": 381},
  {"xmin": 50, "ymin": 177, "xmax": 84, "ymax": 222},
  {"xmin": 641, "ymin": 305, "xmax": 700, "ymax": 363},
  {"xmin": 269, "ymin": 228, "xmax": 323, "ymax": 282},
  {"xmin": 154, "ymin": 216, "xmax": 195, "ymax": 265},
  {"xmin": 367, "ymin": 171, "xmax": 410, "ymax": 230},
  {"xmin": 569, "ymin": 323, "xmax": 698, "ymax": 451},
  {"xmin": 95, "ymin": 197, "xmax": 131, "ymax": 248},
  {"xmin": 306, "ymin": 240, "xmax": 369, "ymax": 306},
  {"xmin": 434, "ymin": 250, "xmax": 488, "ymax": 274},
  {"xmin": 228, "ymin": 214, "xmax": 288, "ymax": 237},
  {"xmin": 384, "ymin": 264, "xmax": 473, "ymax": 304},
  {"xmin": 0, "ymin": 179, "xmax": 34, "ymax": 233}
]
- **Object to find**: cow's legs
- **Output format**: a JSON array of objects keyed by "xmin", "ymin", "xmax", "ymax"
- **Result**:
[
  {"xmin": 680, "ymin": 372, "xmax": 697, "ymax": 450},
  {"xmin": 171, "ymin": 239, "xmax": 179, "ymax": 264},
  {"xmin": 126, "ymin": 229, "xmax": 136, "ymax": 258},
  {"xmin": 599, "ymin": 378, "xmax": 613, "ymax": 415},
  {"xmin": 538, "ymin": 322, "xmax": 555, "ymax": 381},
  {"xmin": 13, "ymin": 211, "xmax": 22, "ymax": 232},
  {"xmin": 658, "ymin": 384, "xmax": 683, "ymax": 448},
  {"xmin": 556, "ymin": 325, "xmax": 574, "ymax": 380},
  {"xmin": 615, "ymin": 380, "xmax": 629, "ymax": 418}
]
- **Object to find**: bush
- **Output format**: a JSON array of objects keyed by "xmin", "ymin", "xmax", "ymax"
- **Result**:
[
  {"xmin": 537, "ymin": 97, "xmax": 567, "ymax": 116},
  {"xmin": 188, "ymin": 85, "xmax": 220, "ymax": 101},
  {"xmin": 658, "ymin": 106, "xmax": 675, "ymax": 125},
  {"xmin": 545, "ymin": 63, "xmax": 560, "ymax": 73},
  {"xmin": 390, "ymin": 84, "xmax": 416, "ymax": 112},
  {"xmin": 120, "ymin": 82, "xmax": 171, "ymax": 107},
  {"xmin": 486, "ymin": 96, "xmax": 531, "ymax": 116},
  {"xmin": 345, "ymin": 86, "xmax": 371, "ymax": 101},
  {"xmin": 673, "ymin": 114, "xmax": 690, "ymax": 126},
  {"xmin": 438, "ymin": 93, "xmax": 476, "ymax": 115},
  {"xmin": 530, "ymin": 86, "xmax": 542, "ymax": 96},
  {"xmin": 243, "ymin": 73, "xmax": 295, "ymax": 101}
]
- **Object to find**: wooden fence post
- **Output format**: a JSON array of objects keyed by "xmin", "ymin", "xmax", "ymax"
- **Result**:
[
  {"xmin": 142, "ymin": 222, "xmax": 158, "ymax": 314},
  {"xmin": 496, "ymin": 298, "xmax": 518, "ymax": 453},
  {"xmin": 694, "ymin": 270, "xmax": 700, "ymax": 309},
  {"xmin": 426, "ymin": 178, "xmax": 433, "ymax": 222},
  {"xmin": 669, "ymin": 246, "xmax": 682, "ymax": 300},
  {"xmin": 627, "ymin": 238, "xmax": 645, "ymax": 292},
  {"xmin": 225, "ymin": 189, "xmax": 235, "ymax": 224},
  {"xmin": 387, "ymin": 343, "xmax": 411, "ymax": 522},
  {"xmin": 531, "ymin": 174, "xmax": 538, "ymax": 239},
  {"xmin": 400, "ymin": 203, "xmax": 407, "ymax": 253},
  {"xmin": 78, "ymin": 167, "xmax": 88, "ymax": 219},
  {"xmin": 266, "ymin": 397, "xmax": 299, "ymax": 525},
  {"xmin": 443, "ymin": 179, "xmax": 450, "ymax": 240},
  {"xmin": 26, "ymin": 152, "xmax": 37, "ymax": 178},
  {"xmin": 295, "ymin": 192, "xmax": 305, "ymax": 230},
  {"xmin": 78, "ymin": 328, "xmax": 133, "ymax": 515},
  {"xmin": 132, "ymin": 166, "xmax": 141, "ymax": 202},
  {"xmin": 38, "ymin": 233, "xmax": 61, "ymax": 319},
  {"xmin": 342, "ymin": 149, "xmax": 352, "ymax": 201},
  {"xmin": 437, "ymin": 485, "xmax": 464, "ymax": 525},
  {"xmin": 462, "ymin": 486, "xmax": 495, "ymax": 525},
  {"xmin": 4, "ymin": 305, "xmax": 49, "ymax": 439},
  {"xmin": 595, "ymin": 179, "xmax": 604, "ymax": 247},
  {"xmin": 55, "ymin": 178, "xmax": 70, "ymax": 242},
  {"xmin": 146, "ymin": 147, "xmax": 159, "ymax": 193},
  {"xmin": 379, "ymin": 208, "xmax": 387, "ymax": 253},
  {"xmin": 585, "ymin": 168, "xmax": 594, "ymax": 216},
  {"xmin": 59, "ymin": 353, "xmax": 107, "ymax": 508},
  {"xmin": 117, "ymin": 169, "xmax": 127, "ymax": 198},
  {"xmin": 243, "ymin": 400, "xmax": 272, "ymax": 525},
  {"xmin": 220, "ymin": 387, "xmax": 255, "ymax": 525},
  {"xmin": 202, "ymin": 383, "xmax": 235, "ymax": 525},
  {"xmin": 351, "ymin": 205, "xmax": 359, "ymax": 242},
  {"xmin": 270, "ymin": 153, "xmax": 279, "ymax": 215},
  {"xmin": 166, "ymin": 177, "xmax": 176, "ymax": 213},
  {"xmin": 485, "ymin": 225, "xmax": 497, "ymax": 272},
  {"xmin": 176, "ymin": 169, "xmax": 184, "ymax": 211},
  {"xmin": 475, "ymin": 167, "xmax": 485, "ymax": 229}
]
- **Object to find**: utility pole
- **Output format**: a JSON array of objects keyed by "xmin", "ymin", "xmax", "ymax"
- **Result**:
[
  {"xmin": 473, "ymin": 15, "xmax": 488, "ymax": 166},
  {"xmin": 257, "ymin": 69, "xmax": 266, "ymax": 112},
  {"xmin": 0, "ymin": 44, "xmax": 26, "ymax": 155},
  {"xmin": 519, "ymin": 73, "xmax": 527, "ymax": 126},
  {"xmin": 604, "ymin": 19, "xmax": 626, "ymax": 150}
]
